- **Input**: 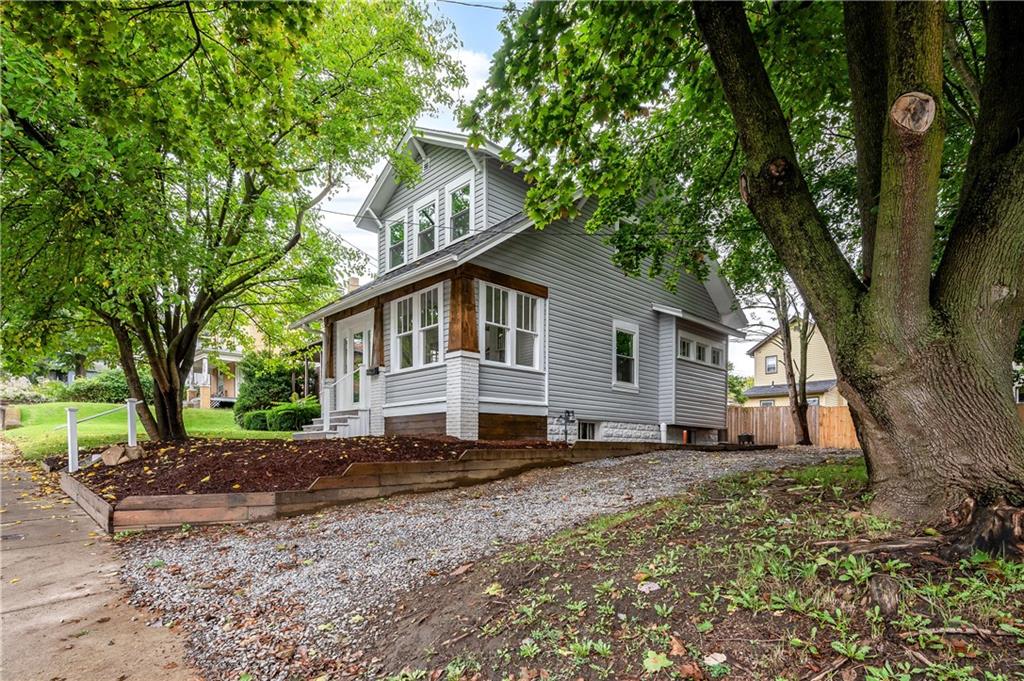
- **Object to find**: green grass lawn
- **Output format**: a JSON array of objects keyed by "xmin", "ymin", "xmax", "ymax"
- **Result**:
[{"xmin": 3, "ymin": 402, "xmax": 291, "ymax": 460}]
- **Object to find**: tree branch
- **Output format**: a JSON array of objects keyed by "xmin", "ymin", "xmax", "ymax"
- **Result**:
[{"xmin": 691, "ymin": 2, "xmax": 865, "ymax": 344}]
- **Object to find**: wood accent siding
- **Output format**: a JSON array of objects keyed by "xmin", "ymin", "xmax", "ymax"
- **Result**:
[
  {"xmin": 448, "ymin": 274, "xmax": 479, "ymax": 353},
  {"xmin": 478, "ymin": 413, "xmax": 547, "ymax": 440},
  {"xmin": 384, "ymin": 412, "xmax": 446, "ymax": 436},
  {"xmin": 372, "ymin": 303, "xmax": 384, "ymax": 368},
  {"xmin": 324, "ymin": 320, "xmax": 336, "ymax": 379}
]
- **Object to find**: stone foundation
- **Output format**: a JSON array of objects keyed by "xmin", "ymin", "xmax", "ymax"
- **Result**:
[{"xmin": 546, "ymin": 417, "xmax": 662, "ymax": 444}]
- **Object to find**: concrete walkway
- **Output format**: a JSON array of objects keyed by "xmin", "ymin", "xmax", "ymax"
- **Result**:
[{"xmin": 0, "ymin": 446, "xmax": 195, "ymax": 681}]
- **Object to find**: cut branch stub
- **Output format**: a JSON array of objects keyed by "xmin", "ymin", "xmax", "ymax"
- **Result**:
[
  {"xmin": 890, "ymin": 91, "xmax": 936, "ymax": 133},
  {"xmin": 739, "ymin": 172, "xmax": 750, "ymax": 205}
]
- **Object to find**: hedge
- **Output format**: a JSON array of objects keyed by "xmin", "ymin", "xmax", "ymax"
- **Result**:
[
  {"xmin": 266, "ymin": 401, "xmax": 320, "ymax": 432},
  {"xmin": 242, "ymin": 410, "xmax": 270, "ymax": 431}
]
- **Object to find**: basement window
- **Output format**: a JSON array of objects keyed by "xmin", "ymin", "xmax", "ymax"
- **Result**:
[{"xmin": 578, "ymin": 421, "xmax": 597, "ymax": 441}]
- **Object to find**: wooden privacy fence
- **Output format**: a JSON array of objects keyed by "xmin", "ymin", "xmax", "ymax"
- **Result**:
[{"xmin": 726, "ymin": 405, "xmax": 859, "ymax": 449}]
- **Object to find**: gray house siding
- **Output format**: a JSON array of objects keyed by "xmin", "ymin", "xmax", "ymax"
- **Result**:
[
  {"xmin": 658, "ymin": 314, "xmax": 676, "ymax": 423},
  {"xmin": 674, "ymin": 319, "xmax": 728, "ymax": 429},
  {"xmin": 484, "ymin": 157, "xmax": 528, "ymax": 226},
  {"xmin": 479, "ymin": 364, "xmax": 546, "ymax": 404},
  {"xmin": 468, "ymin": 204, "xmax": 722, "ymax": 425}
]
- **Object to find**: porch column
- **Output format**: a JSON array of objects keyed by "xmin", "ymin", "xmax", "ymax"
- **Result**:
[
  {"xmin": 446, "ymin": 276, "xmax": 479, "ymax": 439},
  {"xmin": 369, "ymin": 303, "xmax": 385, "ymax": 436},
  {"xmin": 320, "ymin": 323, "xmax": 331, "ymax": 423}
]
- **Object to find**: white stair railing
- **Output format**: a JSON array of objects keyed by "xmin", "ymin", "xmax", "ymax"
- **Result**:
[{"xmin": 54, "ymin": 399, "xmax": 140, "ymax": 473}]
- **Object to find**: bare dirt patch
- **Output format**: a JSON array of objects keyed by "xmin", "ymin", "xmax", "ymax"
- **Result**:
[{"xmin": 74, "ymin": 435, "xmax": 565, "ymax": 500}]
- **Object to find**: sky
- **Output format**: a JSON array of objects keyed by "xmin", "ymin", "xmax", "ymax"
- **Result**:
[{"xmin": 317, "ymin": 1, "xmax": 760, "ymax": 376}]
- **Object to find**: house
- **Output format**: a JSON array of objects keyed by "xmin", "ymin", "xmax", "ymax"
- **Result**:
[
  {"xmin": 292, "ymin": 128, "xmax": 747, "ymax": 443},
  {"xmin": 185, "ymin": 347, "xmax": 243, "ymax": 409},
  {"xmin": 742, "ymin": 321, "xmax": 846, "ymax": 407}
]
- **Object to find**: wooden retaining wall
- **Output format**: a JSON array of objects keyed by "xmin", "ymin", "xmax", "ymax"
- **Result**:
[{"xmin": 63, "ymin": 441, "xmax": 711, "ymax": 533}]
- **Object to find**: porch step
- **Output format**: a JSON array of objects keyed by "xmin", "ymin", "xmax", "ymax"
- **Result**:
[{"xmin": 293, "ymin": 410, "xmax": 370, "ymax": 441}]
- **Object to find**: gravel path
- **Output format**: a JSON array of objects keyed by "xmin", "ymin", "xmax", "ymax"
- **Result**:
[{"xmin": 118, "ymin": 447, "xmax": 856, "ymax": 679}]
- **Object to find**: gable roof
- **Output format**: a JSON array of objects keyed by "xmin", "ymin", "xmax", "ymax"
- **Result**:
[
  {"xmin": 743, "ymin": 379, "xmax": 836, "ymax": 398},
  {"xmin": 746, "ymin": 319, "xmax": 817, "ymax": 356},
  {"xmin": 354, "ymin": 127, "xmax": 523, "ymax": 233}
]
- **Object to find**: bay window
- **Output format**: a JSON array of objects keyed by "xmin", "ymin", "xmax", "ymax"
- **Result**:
[
  {"xmin": 391, "ymin": 284, "xmax": 444, "ymax": 372},
  {"xmin": 678, "ymin": 329, "xmax": 726, "ymax": 369},
  {"xmin": 481, "ymin": 283, "xmax": 543, "ymax": 370}
]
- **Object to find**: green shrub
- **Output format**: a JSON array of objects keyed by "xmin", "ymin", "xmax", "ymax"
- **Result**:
[
  {"xmin": 242, "ymin": 409, "xmax": 270, "ymax": 431},
  {"xmin": 60, "ymin": 368, "xmax": 154, "ymax": 403},
  {"xmin": 0, "ymin": 377, "xmax": 50, "ymax": 404},
  {"xmin": 233, "ymin": 352, "xmax": 300, "ymax": 426},
  {"xmin": 265, "ymin": 400, "xmax": 320, "ymax": 431}
]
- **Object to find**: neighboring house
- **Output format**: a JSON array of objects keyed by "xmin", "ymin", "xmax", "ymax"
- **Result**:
[
  {"xmin": 185, "ymin": 347, "xmax": 244, "ymax": 409},
  {"xmin": 44, "ymin": 361, "xmax": 108, "ymax": 385},
  {"xmin": 292, "ymin": 128, "xmax": 747, "ymax": 443},
  {"xmin": 742, "ymin": 322, "xmax": 846, "ymax": 407}
]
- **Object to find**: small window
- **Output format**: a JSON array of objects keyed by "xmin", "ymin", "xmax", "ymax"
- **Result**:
[
  {"xmin": 806, "ymin": 397, "xmax": 820, "ymax": 406},
  {"xmin": 765, "ymin": 355, "xmax": 778, "ymax": 374},
  {"xmin": 387, "ymin": 215, "xmax": 406, "ymax": 270},
  {"xmin": 711, "ymin": 347, "xmax": 722, "ymax": 366},
  {"xmin": 419, "ymin": 288, "xmax": 440, "ymax": 365},
  {"xmin": 760, "ymin": 399, "xmax": 776, "ymax": 407},
  {"xmin": 414, "ymin": 197, "xmax": 437, "ymax": 257},
  {"xmin": 395, "ymin": 297, "xmax": 414, "ymax": 370},
  {"xmin": 578, "ymin": 421, "xmax": 597, "ymax": 440},
  {"xmin": 484, "ymin": 285, "xmax": 509, "ymax": 363},
  {"xmin": 677, "ymin": 336, "xmax": 691, "ymax": 359},
  {"xmin": 696, "ymin": 343, "xmax": 707, "ymax": 363},
  {"xmin": 613, "ymin": 321, "xmax": 639, "ymax": 390},
  {"xmin": 447, "ymin": 173, "xmax": 473, "ymax": 242}
]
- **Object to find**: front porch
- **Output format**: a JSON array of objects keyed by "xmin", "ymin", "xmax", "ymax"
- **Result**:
[
  {"xmin": 185, "ymin": 351, "xmax": 243, "ymax": 408},
  {"xmin": 300, "ymin": 264, "xmax": 549, "ymax": 441}
]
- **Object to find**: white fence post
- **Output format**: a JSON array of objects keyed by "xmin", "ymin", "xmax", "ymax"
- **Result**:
[
  {"xmin": 126, "ymin": 399, "xmax": 138, "ymax": 446},
  {"xmin": 66, "ymin": 407, "xmax": 79, "ymax": 473}
]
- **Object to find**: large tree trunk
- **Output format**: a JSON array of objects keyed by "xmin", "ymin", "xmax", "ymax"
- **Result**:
[{"xmin": 839, "ymin": 338, "xmax": 1024, "ymax": 549}]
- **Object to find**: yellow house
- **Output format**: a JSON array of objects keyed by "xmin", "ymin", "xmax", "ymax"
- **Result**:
[{"xmin": 743, "ymin": 322, "xmax": 847, "ymax": 407}]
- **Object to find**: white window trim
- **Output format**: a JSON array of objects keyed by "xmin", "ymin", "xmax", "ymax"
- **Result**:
[
  {"xmin": 478, "ymin": 281, "xmax": 545, "ymax": 371},
  {"xmin": 612, "ymin": 320, "xmax": 640, "ymax": 393},
  {"xmin": 413, "ymin": 193, "xmax": 439, "ymax": 259},
  {"xmin": 385, "ymin": 211, "xmax": 407, "ymax": 272},
  {"xmin": 765, "ymin": 354, "xmax": 779, "ymax": 375},
  {"xmin": 678, "ymin": 330, "xmax": 725, "ymax": 368},
  {"xmin": 389, "ymin": 283, "xmax": 444, "ymax": 374},
  {"xmin": 445, "ymin": 170, "xmax": 476, "ymax": 245},
  {"xmin": 760, "ymin": 399, "xmax": 776, "ymax": 407}
]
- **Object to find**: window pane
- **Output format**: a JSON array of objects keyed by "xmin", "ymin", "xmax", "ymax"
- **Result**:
[
  {"xmin": 615, "ymin": 355, "xmax": 634, "ymax": 384},
  {"xmin": 516, "ymin": 294, "xmax": 536, "ymax": 331},
  {"xmin": 396, "ymin": 298, "xmax": 413, "ymax": 333},
  {"xmin": 615, "ymin": 330, "xmax": 634, "ymax": 358},
  {"xmin": 485, "ymin": 285, "xmax": 507, "ymax": 325},
  {"xmin": 696, "ymin": 344, "xmax": 707, "ymax": 362},
  {"xmin": 450, "ymin": 184, "xmax": 471, "ymax": 239},
  {"xmin": 389, "ymin": 243, "xmax": 404, "ymax": 268},
  {"xmin": 515, "ymin": 330, "xmax": 536, "ymax": 367},
  {"xmin": 485, "ymin": 324, "xmax": 506, "ymax": 362},
  {"xmin": 399, "ymin": 333, "xmax": 413, "ymax": 369},
  {"xmin": 711, "ymin": 348, "xmax": 722, "ymax": 365},
  {"xmin": 422, "ymin": 327, "xmax": 439, "ymax": 365},
  {"xmin": 679, "ymin": 338, "xmax": 690, "ymax": 358},
  {"xmin": 417, "ymin": 203, "xmax": 436, "ymax": 254},
  {"xmin": 389, "ymin": 220, "xmax": 404, "ymax": 245},
  {"xmin": 420, "ymin": 289, "xmax": 438, "ymax": 327}
]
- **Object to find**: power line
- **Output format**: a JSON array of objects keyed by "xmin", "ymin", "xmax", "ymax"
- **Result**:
[{"xmin": 437, "ymin": 0, "xmax": 512, "ymax": 10}]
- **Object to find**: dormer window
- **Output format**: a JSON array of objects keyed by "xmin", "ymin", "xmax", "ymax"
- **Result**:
[
  {"xmin": 446, "ymin": 171, "xmax": 474, "ymax": 242},
  {"xmin": 414, "ymin": 195, "xmax": 438, "ymax": 257},
  {"xmin": 387, "ymin": 213, "xmax": 406, "ymax": 270}
]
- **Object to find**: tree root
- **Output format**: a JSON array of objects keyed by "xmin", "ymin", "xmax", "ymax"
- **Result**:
[{"xmin": 945, "ymin": 496, "xmax": 1024, "ymax": 558}]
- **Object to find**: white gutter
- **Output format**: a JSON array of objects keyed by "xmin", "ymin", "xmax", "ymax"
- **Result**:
[{"xmin": 651, "ymin": 303, "xmax": 747, "ymax": 338}]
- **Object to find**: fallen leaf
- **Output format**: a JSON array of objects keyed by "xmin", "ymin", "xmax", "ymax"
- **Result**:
[
  {"xmin": 677, "ymin": 662, "xmax": 704, "ymax": 680},
  {"xmin": 670, "ymin": 636, "xmax": 687, "ymax": 657},
  {"xmin": 703, "ymin": 652, "xmax": 727, "ymax": 667},
  {"xmin": 449, "ymin": 562, "xmax": 474, "ymax": 576}
]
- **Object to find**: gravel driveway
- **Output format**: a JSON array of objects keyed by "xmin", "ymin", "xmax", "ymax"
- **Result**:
[{"xmin": 118, "ymin": 447, "xmax": 856, "ymax": 680}]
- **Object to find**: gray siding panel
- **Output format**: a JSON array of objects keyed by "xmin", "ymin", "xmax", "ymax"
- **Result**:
[
  {"xmin": 385, "ymin": 366, "xmax": 446, "ymax": 404},
  {"xmin": 469, "ymin": 206, "xmax": 722, "ymax": 425},
  {"xmin": 658, "ymin": 315, "xmax": 676, "ymax": 423},
  {"xmin": 674, "ymin": 319, "xmax": 728, "ymax": 428},
  {"xmin": 479, "ymin": 364, "xmax": 545, "ymax": 403},
  {"xmin": 485, "ymin": 158, "xmax": 528, "ymax": 226}
]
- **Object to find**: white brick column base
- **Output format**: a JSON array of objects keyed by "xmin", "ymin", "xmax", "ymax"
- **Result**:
[
  {"xmin": 445, "ymin": 351, "xmax": 480, "ymax": 440},
  {"xmin": 368, "ymin": 372, "xmax": 385, "ymax": 436}
]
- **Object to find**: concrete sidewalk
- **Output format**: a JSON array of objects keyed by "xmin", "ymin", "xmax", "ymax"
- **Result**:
[{"xmin": 1, "ymin": 447, "xmax": 195, "ymax": 680}]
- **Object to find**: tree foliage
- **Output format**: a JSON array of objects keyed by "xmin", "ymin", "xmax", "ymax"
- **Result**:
[{"xmin": 3, "ymin": 1, "xmax": 464, "ymax": 439}]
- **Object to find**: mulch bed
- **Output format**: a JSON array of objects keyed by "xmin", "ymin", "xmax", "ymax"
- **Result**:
[{"xmin": 73, "ymin": 436, "xmax": 566, "ymax": 501}]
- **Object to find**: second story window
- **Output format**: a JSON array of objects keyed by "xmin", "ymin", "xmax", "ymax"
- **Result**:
[
  {"xmin": 765, "ymin": 354, "xmax": 778, "ymax": 374},
  {"xmin": 415, "ymin": 196, "xmax": 437, "ymax": 257},
  {"xmin": 387, "ymin": 214, "xmax": 406, "ymax": 270},
  {"xmin": 447, "ymin": 171, "xmax": 473, "ymax": 242}
]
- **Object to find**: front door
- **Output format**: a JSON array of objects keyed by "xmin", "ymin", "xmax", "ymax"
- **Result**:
[{"xmin": 334, "ymin": 316, "xmax": 372, "ymax": 410}]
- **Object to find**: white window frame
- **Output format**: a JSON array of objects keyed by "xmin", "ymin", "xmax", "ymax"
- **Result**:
[
  {"xmin": 385, "ymin": 211, "xmax": 407, "ymax": 271},
  {"xmin": 677, "ymin": 335, "xmax": 692, "ymax": 360},
  {"xmin": 445, "ymin": 171, "xmax": 475, "ymax": 245},
  {"xmin": 765, "ymin": 354, "xmax": 778, "ymax": 375},
  {"xmin": 678, "ymin": 330, "xmax": 725, "ymax": 368},
  {"xmin": 413, "ymin": 193, "xmax": 439, "ymax": 259},
  {"xmin": 806, "ymin": 397, "xmax": 820, "ymax": 406},
  {"xmin": 478, "ymin": 281, "xmax": 545, "ymax": 371},
  {"xmin": 611, "ymin": 320, "xmax": 640, "ymax": 392},
  {"xmin": 760, "ymin": 399, "xmax": 776, "ymax": 407},
  {"xmin": 389, "ymin": 283, "xmax": 444, "ymax": 374}
]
